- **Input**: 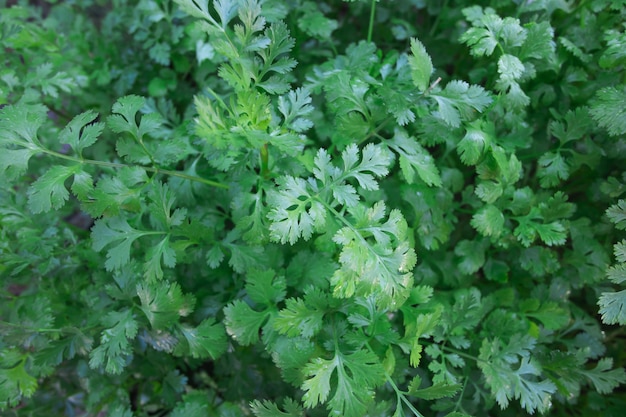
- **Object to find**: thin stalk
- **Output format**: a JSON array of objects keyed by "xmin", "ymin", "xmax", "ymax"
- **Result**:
[
  {"xmin": 367, "ymin": 0, "xmax": 377, "ymax": 43},
  {"xmin": 0, "ymin": 320, "xmax": 88, "ymax": 334},
  {"xmin": 423, "ymin": 77, "xmax": 442, "ymax": 96},
  {"xmin": 40, "ymin": 149, "xmax": 229, "ymax": 189},
  {"xmin": 356, "ymin": 117, "xmax": 393, "ymax": 147},
  {"xmin": 387, "ymin": 374, "xmax": 425, "ymax": 417},
  {"xmin": 260, "ymin": 142, "xmax": 270, "ymax": 179},
  {"xmin": 440, "ymin": 344, "xmax": 486, "ymax": 364},
  {"xmin": 429, "ymin": 0, "xmax": 449, "ymax": 36}
]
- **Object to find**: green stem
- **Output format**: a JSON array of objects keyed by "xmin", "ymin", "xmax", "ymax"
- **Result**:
[
  {"xmin": 356, "ymin": 117, "xmax": 393, "ymax": 146},
  {"xmin": 367, "ymin": 0, "xmax": 377, "ymax": 43},
  {"xmin": 429, "ymin": 0, "xmax": 449, "ymax": 36},
  {"xmin": 0, "ymin": 320, "xmax": 88, "ymax": 334},
  {"xmin": 39, "ymin": 149, "xmax": 229, "ymax": 189},
  {"xmin": 260, "ymin": 143, "xmax": 270, "ymax": 179},
  {"xmin": 364, "ymin": 342, "xmax": 424, "ymax": 417},
  {"xmin": 387, "ymin": 373, "xmax": 425, "ymax": 417},
  {"xmin": 440, "ymin": 344, "xmax": 485, "ymax": 364}
]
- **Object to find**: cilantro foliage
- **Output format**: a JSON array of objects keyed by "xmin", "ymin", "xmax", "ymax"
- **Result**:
[{"xmin": 1, "ymin": 0, "xmax": 626, "ymax": 416}]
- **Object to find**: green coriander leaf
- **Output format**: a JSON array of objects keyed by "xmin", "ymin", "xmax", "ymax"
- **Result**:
[
  {"xmin": 498, "ymin": 54, "xmax": 525, "ymax": 83},
  {"xmin": 89, "ymin": 309, "xmax": 138, "ymax": 374},
  {"xmin": 286, "ymin": 251, "xmax": 338, "ymax": 288},
  {"xmin": 302, "ymin": 349, "xmax": 385, "ymax": 417},
  {"xmin": 137, "ymin": 282, "xmax": 194, "ymax": 329},
  {"xmin": 323, "ymin": 72, "xmax": 370, "ymax": 116},
  {"xmin": 514, "ymin": 208, "xmax": 567, "ymax": 247},
  {"xmin": 0, "ymin": 103, "xmax": 47, "ymax": 180},
  {"xmin": 598, "ymin": 290, "xmax": 626, "ymax": 325},
  {"xmin": 600, "ymin": 29, "xmax": 626, "ymax": 69},
  {"xmin": 601, "ymin": 176, "xmax": 626, "ymax": 198},
  {"xmin": 233, "ymin": 187, "xmax": 270, "ymax": 244},
  {"xmin": 332, "ymin": 202, "xmax": 416, "ymax": 309},
  {"xmin": 108, "ymin": 96, "xmax": 164, "ymax": 156},
  {"xmin": 549, "ymin": 107, "xmax": 593, "ymax": 145},
  {"xmin": 271, "ymin": 336, "xmax": 316, "ymax": 384},
  {"xmin": 107, "ymin": 95, "xmax": 146, "ymax": 135},
  {"xmin": 540, "ymin": 191, "xmax": 576, "ymax": 222},
  {"xmin": 589, "ymin": 86, "xmax": 626, "ymax": 136},
  {"xmin": 460, "ymin": 20, "xmax": 499, "ymax": 56},
  {"xmin": 108, "ymin": 405, "xmax": 134, "ymax": 417},
  {"xmin": 613, "ymin": 240, "xmax": 626, "ymax": 263},
  {"xmin": 559, "ymin": 37, "xmax": 591, "ymax": 63},
  {"xmin": 149, "ymin": 42, "xmax": 170, "ymax": 66},
  {"xmin": 82, "ymin": 167, "xmax": 148, "ymax": 217},
  {"xmin": 377, "ymin": 84, "xmax": 415, "ymax": 126},
  {"xmin": 246, "ymin": 269, "xmax": 287, "ymax": 305},
  {"xmin": 454, "ymin": 239, "xmax": 487, "ymax": 275},
  {"xmin": 267, "ymin": 176, "xmax": 325, "ymax": 244},
  {"xmin": 175, "ymin": 318, "xmax": 227, "ymax": 359},
  {"xmin": 35, "ymin": 333, "xmax": 93, "ymax": 369},
  {"xmin": 408, "ymin": 285, "xmax": 434, "ymax": 305},
  {"xmin": 225, "ymin": 237, "xmax": 267, "ymax": 273},
  {"xmin": 457, "ymin": 120, "xmax": 492, "ymax": 165},
  {"xmin": 27, "ymin": 165, "xmax": 83, "ymax": 213},
  {"xmin": 475, "ymin": 179, "xmax": 503, "ymax": 204},
  {"xmin": 250, "ymin": 398, "xmax": 304, "ymax": 417},
  {"xmin": 161, "ymin": 370, "xmax": 187, "ymax": 406},
  {"xmin": 471, "ymin": 204, "xmax": 505, "ymax": 237},
  {"xmin": 206, "ymin": 245, "xmax": 225, "ymax": 269},
  {"xmin": 522, "ymin": 300, "xmax": 570, "ymax": 330},
  {"xmin": 0, "ymin": 103, "xmax": 47, "ymax": 147},
  {"xmin": 92, "ymin": 217, "xmax": 154, "ymax": 271},
  {"xmin": 297, "ymin": 2, "xmax": 337, "ymax": 40},
  {"xmin": 268, "ymin": 144, "xmax": 391, "ymax": 244},
  {"xmin": 0, "ymin": 350, "xmax": 38, "ymax": 409},
  {"xmin": 431, "ymin": 81, "xmax": 492, "ymax": 128},
  {"xmin": 71, "ymin": 169, "xmax": 94, "ymax": 200},
  {"xmin": 578, "ymin": 358, "xmax": 626, "ymax": 394},
  {"xmin": 25, "ymin": 63, "xmax": 74, "ymax": 98},
  {"xmin": 607, "ymin": 264, "xmax": 626, "ymax": 284},
  {"xmin": 274, "ymin": 297, "xmax": 324, "ymax": 338},
  {"xmin": 388, "ymin": 129, "xmax": 442, "ymax": 186},
  {"xmin": 144, "ymin": 236, "xmax": 177, "ymax": 281},
  {"xmin": 147, "ymin": 181, "xmax": 187, "ymax": 230},
  {"xmin": 301, "ymin": 357, "xmax": 333, "ymax": 408},
  {"xmin": 535, "ymin": 221, "xmax": 567, "ymax": 246},
  {"xmin": 278, "ymin": 88, "xmax": 314, "ymax": 133},
  {"xmin": 257, "ymin": 21, "xmax": 297, "ymax": 94},
  {"xmin": 408, "ymin": 377, "xmax": 462, "ymax": 400},
  {"xmin": 538, "ymin": 152, "xmax": 569, "ymax": 188},
  {"xmin": 214, "ymin": 0, "xmax": 239, "ymax": 28},
  {"xmin": 520, "ymin": 21, "xmax": 556, "ymax": 62},
  {"xmin": 169, "ymin": 393, "xmax": 210, "ymax": 417},
  {"xmin": 334, "ymin": 143, "xmax": 391, "ymax": 190},
  {"xmin": 408, "ymin": 37, "xmax": 433, "ymax": 91},
  {"xmin": 484, "ymin": 258, "xmax": 510, "ymax": 282},
  {"xmin": 223, "ymin": 300, "xmax": 270, "ymax": 345},
  {"xmin": 478, "ymin": 335, "xmax": 555, "ymax": 414},
  {"xmin": 607, "ymin": 200, "xmax": 626, "ymax": 230},
  {"xmin": 59, "ymin": 110, "xmax": 104, "ymax": 156}
]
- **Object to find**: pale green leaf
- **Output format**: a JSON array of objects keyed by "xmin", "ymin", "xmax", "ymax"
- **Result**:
[
  {"xmin": 408, "ymin": 37, "xmax": 433, "ymax": 91},
  {"xmin": 471, "ymin": 204, "xmax": 505, "ymax": 237},
  {"xmin": 27, "ymin": 165, "xmax": 80, "ymax": 213},
  {"xmin": 589, "ymin": 86, "xmax": 626, "ymax": 136}
]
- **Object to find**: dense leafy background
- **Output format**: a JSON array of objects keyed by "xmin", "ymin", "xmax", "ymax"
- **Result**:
[{"xmin": 1, "ymin": 0, "xmax": 626, "ymax": 416}]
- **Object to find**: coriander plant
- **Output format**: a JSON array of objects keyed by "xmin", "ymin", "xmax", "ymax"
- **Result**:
[{"xmin": 1, "ymin": 0, "xmax": 626, "ymax": 416}]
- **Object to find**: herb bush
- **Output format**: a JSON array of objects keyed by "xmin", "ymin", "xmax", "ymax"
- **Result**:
[{"xmin": 1, "ymin": 0, "xmax": 626, "ymax": 415}]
